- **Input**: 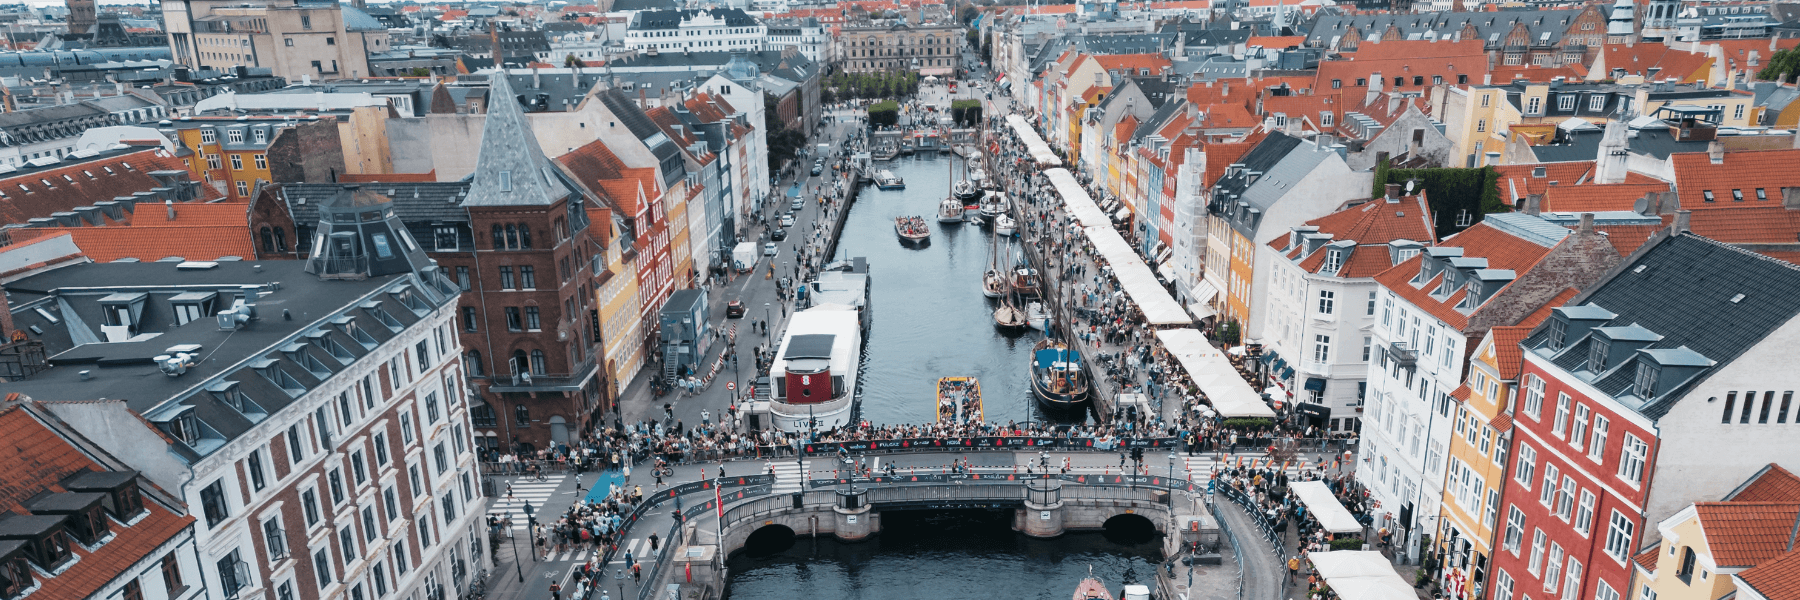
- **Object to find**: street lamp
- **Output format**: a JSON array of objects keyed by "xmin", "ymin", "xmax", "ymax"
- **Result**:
[{"xmin": 764, "ymin": 302, "xmax": 773, "ymax": 336}]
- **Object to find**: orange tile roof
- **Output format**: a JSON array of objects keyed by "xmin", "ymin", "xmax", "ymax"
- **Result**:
[
  {"xmin": 0, "ymin": 405, "xmax": 196, "ymax": 600},
  {"xmin": 1490, "ymin": 64, "xmax": 1591, "ymax": 84},
  {"xmin": 1199, "ymin": 104, "xmax": 1257, "ymax": 129},
  {"xmin": 0, "ymin": 149, "xmax": 221, "ymax": 225},
  {"xmin": 1695, "ymin": 502, "xmax": 1800, "ymax": 567},
  {"xmin": 1540, "ymin": 183, "xmax": 1669, "ymax": 213},
  {"xmin": 1263, "ymin": 94, "xmax": 1343, "ymax": 132},
  {"xmin": 1730, "ymin": 465, "xmax": 1800, "ymax": 502},
  {"xmin": 1373, "ymin": 222, "xmax": 1555, "ymax": 330},
  {"xmin": 1671, "ymin": 149, "xmax": 1800, "ymax": 209},
  {"xmin": 1634, "ymin": 546, "xmax": 1659, "ymax": 574},
  {"xmin": 1739, "ymin": 548, "xmax": 1800, "ymax": 600},
  {"xmin": 1489, "ymin": 412, "xmax": 1513, "ymax": 433},
  {"xmin": 1249, "ymin": 36, "xmax": 1306, "ymax": 49},
  {"xmin": 1599, "ymin": 43, "xmax": 1712, "ymax": 83},
  {"xmin": 1711, "ymin": 39, "xmax": 1800, "ymax": 73},
  {"xmin": 1760, "ymin": 250, "xmax": 1800, "ymax": 265},
  {"xmin": 1450, "ymin": 382, "xmax": 1472, "ymax": 402},
  {"xmin": 13, "ymin": 225, "xmax": 254, "ymax": 262},
  {"xmin": 1271, "ymin": 195, "xmax": 1434, "ymax": 277},
  {"xmin": 1091, "ymin": 53, "xmax": 1173, "ymax": 74},
  {"xmin": 1679, "ymin": 206, "xmax": 1800, "ymax": 244},
  {"xmin": 1489, "ymin": 325, "xmax": 1534, "ymax": 380}
]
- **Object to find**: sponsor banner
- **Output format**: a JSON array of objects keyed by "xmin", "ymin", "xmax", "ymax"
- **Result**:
[
  {"xmin": 806, "ymin": 473, "xmax": 1203, "ymax": 491},
  {"xmin": 800, "ymin": 437, "xmax": 1179, "ymax": 455}
]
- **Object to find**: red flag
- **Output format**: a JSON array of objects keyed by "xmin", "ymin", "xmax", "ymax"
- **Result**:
[{"xmin": 716, "ymin": 482, "xmax": 724, "ymax": 517}]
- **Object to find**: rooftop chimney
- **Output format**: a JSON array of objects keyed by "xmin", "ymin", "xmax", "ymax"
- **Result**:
[
  {"xmin": 1674, "ymin": 209, "xmax": 1692, "ymax": 233},
  {"xmin": 1385, "ymin": 182, "xmax": 1402, "ymax": 200},
  {"xmin": 1578, "ymin": 212, "xmax": 1595, "ymax": 233},
  {"xmin": 1708, "ymin": 140, "xmax": 1725, "ymax": 164},
  {"xmin": 1524, "ymin": 193, "xmax": 1543, "ymax": 216}
]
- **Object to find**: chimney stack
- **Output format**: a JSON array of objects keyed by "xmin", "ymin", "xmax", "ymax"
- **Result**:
[
  {"xmin": 1524, "ymin": 193, "xmax": 1543, "ymax": 216},
  {"xmin": 1578, "ymin": 212, "xmax": 1595, "ymax": 233},
  {"xmin": 1674, "ymin": 209, "xmax": 1692, "ymax": 233},
  {"xmin": 165, "ymin": 199, "xmax": 175, "ymax": 221},
  {"xmin": 1708, "ymin": 140, "xmax": 1725, "ymax": 164}
]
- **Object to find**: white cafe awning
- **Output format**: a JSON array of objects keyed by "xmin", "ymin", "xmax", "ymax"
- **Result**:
[
  {"xmin": 1087, "ymin": 225, "xmax": 1191, "ymax": 326},
  {"xmin": 1155, "ymin": 329, "xmax": 1276, "ymax": 418},
  {"xmin": 1307, "ymin": 552, "xmax": 1415, "ymax": 600},
  {"xmin": 1290, "ymin": 481, "xmax": 1363, "ymax": 534}
]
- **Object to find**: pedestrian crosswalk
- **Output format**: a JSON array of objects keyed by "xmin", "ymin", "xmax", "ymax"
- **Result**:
[
  {"xmin": 769, "ymin": 461, "xmax": 806, "ymax": 493},
  {"xmin": 489, "ymin": 475, "xmax": 565, "ymax": 530}
]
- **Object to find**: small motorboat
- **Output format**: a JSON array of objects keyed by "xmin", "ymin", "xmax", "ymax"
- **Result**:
[
  {"xmin": 872, "ymin": 143, "xmax": 899, "ymax": 161},
  {"xmin": 1073, "ymin": 571, "xmax": 1113, "ymax": 600},
  {"xmin": 895, "ymin": 216, "xmax": 930, "ymax": 244},
  {"xmin": 979, "ymin": 191, "xmax": 1010, "ymax": 223},
  {"xmin": 1026, "ymin": 301, "xmax": 1050, "ymax": 332},
  {"xmin": 982, "ymin": 269, "xmax": 1007, "ymax": 298},
  {"xmin": 874, "ymin": 170, "xmax": 905, "ymax": 190},
  {"xmin": 994, "ymin": 214, "xmax": 1016, "ymax": 236},
  {"xmin": 938, "ymin": 197, "xmax": 965, "ymax": 223}
]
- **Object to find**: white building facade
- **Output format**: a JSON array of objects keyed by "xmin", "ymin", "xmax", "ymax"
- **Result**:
[{"xmin": 624, "ymin": 8, "xmax": 767, "ymax": 53}]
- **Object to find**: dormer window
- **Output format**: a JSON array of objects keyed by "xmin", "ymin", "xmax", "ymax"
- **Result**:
[
  {"xmin": 1324, "ymin": 250, "xmax": 1343, "ymax": 273},
  {"xmin": 253, "ymin": 359, "xmax": 307, "ymax": 396},
  {"xmin": 0, "ymin": 549, "xmax": 29, "ymax": 598},
  {"xmin": 499, "ymin": 170, "xmax": 513, "ymax": 192},
  {"xmin": 165, "ymin": 411, "xmax": 199, "ymax": 445},
  {"xmin": 1634, "ymin": 362, "xmax": 1660, "ymax": 398},
  {"xmin": 1588, "ymin": 340, "xmax": 1609, "ymax": 373},
  {"xmin": 207, "ymin": 382, "xmax": 267, "ymax": 422},
  {"xmin": 1547, "ymin": 318, "xmax": 1568, "ymax": 351}
]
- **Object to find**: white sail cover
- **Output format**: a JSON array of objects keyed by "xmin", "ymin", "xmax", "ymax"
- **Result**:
[
  {"xmin": 1289, "ymin": 481, "xmax": 1364, "ymax": 534},
  {"xmin": 1154, "ymin": 329, "xmax": 1277, "ymax": 418}
]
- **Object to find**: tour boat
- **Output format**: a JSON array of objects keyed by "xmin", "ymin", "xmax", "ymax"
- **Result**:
[
  {"xmin": 935, "ymin": 377, "xmax": 984, "ymax": 426},
  {"xmin": 768, "ymin": 306, "xmax": 863, "ymax": 432},
  {"xmin": 994, "ymin": 214, "xmax": 1016, "ymax": 236},
  {"xmin": 937, "ymin": 197, "xmax": 965, "ymax": 223},
  {"xmin": 872, "ymin": 143, "xmax": 899, "ymax": 162},
  {"xmin": 895, "ymin": 216, "xmax": 930, "ymax": 244},
  {"xmin": 1031, "ymin": 339, "xmax": 1090, "ymax": 408},
  {"xmin": 874, "ymin": 170, "xmax": 905, "ymax": 190},
  {"xmin": 1026, "ymin": 301, "xmax": 1050, "ymax": 332}
]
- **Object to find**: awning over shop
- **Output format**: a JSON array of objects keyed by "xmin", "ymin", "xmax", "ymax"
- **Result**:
[
  {"xmin": 1046, "ymin": 168, "xmax": 1111, "ymax": 228},
  {"xmin": 1308, "ymin": 551, "xmax": 1415, "ymax": 600},
  {"xmin": 1290, "ymin": 481, "xmax": 1363, "ymax": 534},
  {"xmin": 1305, "ymin": 377, "xmax": 1327, "ymax": 392},
  {"xmin": 1187, "ymin": 302, "xmax": 1216, "ymax": 320},
  {"xmin": 1281, "ymin": 366, "xmax": 1295, "ymax": 380},
  {"xmin": 1086, "ymin": 225, "xmax": 1193, "ymax": 326},
  {"xmin": 1192, "ymin": 278, "xmax": 1220, "ymax": 304},
  {"xmin": 1006, "ymin": 114, "xmax": 1061, "ymax": 167},
  {"xmin": 1155, "ymin": 329, "xmax": 1277, "ymax": 418}
]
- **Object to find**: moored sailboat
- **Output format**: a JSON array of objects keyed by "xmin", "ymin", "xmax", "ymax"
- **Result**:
[{"xmin": 1031, "ymin": 339, "xmax": 1090, "ymax": 408}]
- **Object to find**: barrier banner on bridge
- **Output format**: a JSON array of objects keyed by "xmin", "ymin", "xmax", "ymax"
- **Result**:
[
  {"xmin": 800, "ymin": 437, "xmax": 1180, "ymax": 455},
  {"xmin": 806, "ymin": 472, "xmax": 1064, "ymax": 488},
  {"xmin": 683, "ymin": 485, "xmax": 773, "ymax": 520}
]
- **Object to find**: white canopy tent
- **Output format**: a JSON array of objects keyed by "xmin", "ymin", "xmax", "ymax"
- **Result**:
[
  {"xmin": 1154, "ymin": 329, "xmax": 1277, "ymax": 418},
  {"xmin": 1307, "ymin": 551, "xmax": 1415, "ymax": 600},
  {"xmin": 1087, "ymin": 226, "xmax": 1194, "ymax": 326},
  {"xmin": 1006, "ymin": 114, "xmax": 1062, "ymax": 167},
  {"xmin": 1045, "ymin": 168, "xmax": 1111, "ymax": 228},
  {"xmin": 1289, "ymin": 481, "xmax": 1363, "ymax": 534}
]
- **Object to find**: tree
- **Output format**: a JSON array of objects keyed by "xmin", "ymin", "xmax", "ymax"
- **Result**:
[
  {"xmin": 1217, "ymin": 319, "xmax": 1241, "ymax": 345},
  {"xmin": 868, "ymin": 100, "xmax": 900, "ymax": 128},
  {"xmin": 1369, "ymin": 156, "xmax": 1505, "ymax": 238},
  {"xmin": 764, "ymin": 93, "xmax": 805, "ymax": 172},
  {"xmin": 408, "ymin": 67, "xmax": 432, "ymax": 77},
  {"xmin": 564, "ymin": 54, "xmax": 583, "ymax": 68},
  {"xmin": 1759, "ymin": 48, "xmax": 1800, "ymax": 83},
  {"xmin": 951, "ymin": 99, "xmax": 982, "ymax": 127}
]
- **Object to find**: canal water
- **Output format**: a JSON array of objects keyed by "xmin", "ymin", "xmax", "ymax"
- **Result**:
[
  {"xmin": 835, "ymin": 153, "xmax": 1069, "ymax": 426},
  {"xmin": 726, "ymin": 510, "xmax": 1163, "ymax": 600}
]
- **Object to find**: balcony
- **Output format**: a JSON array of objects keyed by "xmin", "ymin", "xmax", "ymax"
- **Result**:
[
  {"xmin": 1388, "ymin": 343, "xmax": 1418, "ymax": 367},
  {"xmin": 483, "ymin": 361, "xmax": 601, "ymax": 393}
]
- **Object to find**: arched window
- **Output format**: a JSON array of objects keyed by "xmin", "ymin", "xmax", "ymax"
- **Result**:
[
  {"xmin": 529, "ymin": 350, "xmax": 547, "ymax": 375},
  {"xmin": 518, "ymin": 224, "xmax": 533, "ymax": 249},
  {"xmin": 492, "ymin": 224, "xmax": 505, "ymax": 249},
  {"xmin": 511, "ymin": 349, "xmax": 528, "ymax": 375},
  {"xmin": 505, "ymin": 224, "xmax": 518, "ymax": 249},
  {"xmin": 466, "ymin": 350, "xmax": 483, "ymax": 376},
  {"xmin": 258, "ymin": 226, "xmax": 274, "ymax": 253},
  {"xmin": 273, "ymin": 227, "xmax": 287, "ymax": 253}
]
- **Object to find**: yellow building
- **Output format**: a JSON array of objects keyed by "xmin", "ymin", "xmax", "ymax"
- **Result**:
[
  {"xmin": 1630, "ymin": 465, "xmax": 1800, "ymax": 600},
  {"xmin": 1436, "ymin": 79, "xmax": 1757, "ymax": 169},
  {"xmin": 170, "ymin": 117, "xmax": 284, "ymax": 201},
  {"xmin": 591, "ymin": 207, "xmax": 645, "ymax": 403},
  {"xmin": 1436, "ymin": 325, "xmax": 1533, "ymax": 599}
]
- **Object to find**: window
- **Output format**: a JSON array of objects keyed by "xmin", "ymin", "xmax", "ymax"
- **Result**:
[
  {"xmin": 1516, "ymin": 444, "xmax": 1537, "ymax": 489},
  {"xmin": 1605, "ymin": 511, "xmax": 1635, "ymax": 562},
  {"xmin": 1556, "ymin": 476, "xmax": 1577, "ymax": 520},
  {"xmin": 1524, "ymin": 375, "xmax": 1544, "ymax": 419},
  {"xmin": 1318, "ymin": 290, "xmax": 1336, "ymax": 314},
  {"xmin": 247, "ymin": 450, "xmax": 267, "ymax": 491},
  {"xmin": 207, "ymin": 154, "xmax": 221, "ymax": 170},
  {"xmin": 339, "ymin": 526, "xmax": 358, "ymax": 563},
  {"xmin": 1541, "ymin": 464, "xmax": 1560, "ymax": 507},
  {"xmin": 525, "ymin": 307, "xmax": 541, "ymax": 331},
  {"xmin": 1476, "ymin": 119, "xmax": 1487, "ymax": 133},
  {"xmin": 1544, "ymin": 544, "xmax": 1565, "ymax": 593},
  {"xmin": 1313, "ymin": 335, "xmax": 1332, "ymax": 363},
  {"xmin": 1553, "ymin": 393, "xmax": 1571, "ymax": 437},
  {"xmin": 1733, "ymin": 189, "xmax": 1744, "ymax": 202},
  {"xmin": 362, "ymin": 507, "xmax": 378, "ymax": 542},
  {"xmin": 1590, "ymin": 95, "xmax": 1605, "ymax": 111},
  {"xmin": 228, "ymin": 129, "xmax": 244, "ymax": 144},
  {"xmin": 1570, "ymin": 404, "xmax": 1589, "ymax": 448},
  {"xmin": 1634, "ymin": 363, "xmax": 1660, "ymax": 398},
  {"xmin": 1575, "ymin": 490, "xmax": 1596, "ymax": 535},
  {"xmin": 417, "ymin": 515, "xmax": 433, "ymax": 547},
  {"xmin": 1588, "ymin": 416, "xmax": 1609, "ymax": 460},
  {"xmin": 505, "ymin": 307, "xmax": 522, "ymax": 331},
  {"xmin": 1528, "ymin": 529, "xmax": 1546, "ymax": 575},
  {"xmin": 263, "ymin": 516, "xmax": 288, "ymax": 559},
  {"xmin": 1527, "ymin": 96, "xmax": 1542, "ymax": 114},
  {"xmin": 408, "ymin": 463, "xmax": 423, "ymax": 497},
  {"xmin": 393, "ymin": 542, "xmax": 410, "ymax": 574},
  {"xmin": 302, "ymin": 489, "xmax": 320, "ymax": 526},
  {"xmin": 374, "ymin": 433, "xmax": 389, "ymax": 466},
  {"xmin": 329, "ymin": 468, "xmax": 345, "ymax": 504},
  {"xmin": 1504, "ymin": 505, "xmax": 1526, "ymax": 553},
  {"xmin": 1324, "ymin": 250, "xmax": 1343, "ymax": 273},
  {"xmin": 462, "ymin": 307, "xmax": 478, "ymax": 332},
  {"xmin": 201, "ymin": 129, "xmax": 217, "ymax": 143},
  {"xmin": 124, "ymin": 580, "xmax": 144, "ymax": 600},
  {"xmin": 216, "ymin": 550, "xmax": 244, "ymax": 597},
  {"xmin": 351, "ymin": 450, "xmax": 368, "ymax": 485},
  {"xmin": 1558, "ymin": 95, "xmax": 1576, "ymax": 111},
  {"xmin": 1561, "ymin": 558, "xmax": 1583, "ymax": 600},
  {"xmin": 400, "ymin": 412, "xmax": 415, "ymax": 444},
  {"xmin": 200, "ymin": 479, "xmax": 229, "ymax": 527},
  {"xmin": 1618, "ymin": 434, "xmax": 1647, "ymax": 484},
  {"xmin": 426, "ymin": 392, "xmax": 441, "ymax": 423},
  {"xmin": 455, "ymin": 266, "xmax": 470, "ymax": 290},
  {"xmin": 277, "ymin": 581, "xmax": 294, "ymax": 600},
  {"xmin": 498, "ymin": 266, "xmax": 514, "ymax": 289},
  {"xmin": 1704, "ymin": 190, "xmax": 1716, "ymax": 202},
  {"xmin": 1495, "ymin": 570, "xmax": 1515, "ymax": 600},
  {"xmin": 313, "ymin": 549, "xmax": 332, "ymax": 587},
  {"xmin": 1362, "ymin": 337, "xmax": 1373, "ymax": 362},
  {"xmin": 520, "ymin": 265, "xmax": 536, "ymax": 289}
]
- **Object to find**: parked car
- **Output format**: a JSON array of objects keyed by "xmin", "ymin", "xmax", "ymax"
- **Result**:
[
  {"xmin": 811, "ymin": 161, "xmax": 824, "ymax": 176},
  {"xmin": 763, "ymin": 242, "xmax": 779, "ymax": 257},
  {"xmin": 725, "ymin": 300, "xmax": 746, "ymax": 318},
  {"xmin": 771, "ymin": 228, "xmax": 788, "ymax": 241},
  {"xmin": 780, "ymin": 214, "xmax": 795, "ymax": 227}
]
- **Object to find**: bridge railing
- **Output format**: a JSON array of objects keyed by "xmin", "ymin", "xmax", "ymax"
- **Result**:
[{"xmin": 1206, "ymin": 498, "xmax": 1246, "ymax": 597}]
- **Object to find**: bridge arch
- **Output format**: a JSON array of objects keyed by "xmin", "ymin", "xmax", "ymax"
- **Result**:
[
  {"xmin": 742, "ymin": 524, "xmax": 798, "ymax": 557},
  {"xmin": 1102, "ymin": 513, "xmax": 1158, "ymax": 545}
]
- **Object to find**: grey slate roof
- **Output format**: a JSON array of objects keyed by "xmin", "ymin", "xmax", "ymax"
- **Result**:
[
  {"xmin": 1530, "ymin": 124, "xmax": 1713, "ymax": 163},
  {"xmin": 595, "ymin": 87, "xmax": 687, "ymax": 189},
  {"xmin": 1305, "ymin": 8, "xmax": 1587, "ymax": 47},
  {"xmin": 462, "ymin": 75, "xmax": 573, "ymax": 207},
  {"xmin": 630, "ymin": 8, "xmax": 759, "ymax": 30},
  {"xmin": 1523, "ymin": 233, "xmax": 1800, "ymax": 419},
  {"xmin": 340, "ymin": 5, "xmax": 388, "ymax": 32}
]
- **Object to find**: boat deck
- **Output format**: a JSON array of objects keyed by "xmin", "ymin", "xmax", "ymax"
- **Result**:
[{"xmin": 935, "ymin": 377, "xmax": 984, "ymax": 425}]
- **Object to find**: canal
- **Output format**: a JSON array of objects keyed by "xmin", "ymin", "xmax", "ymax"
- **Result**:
[
  {"xmin": 832, "ymin": 153, "xmax": 1068, "ymax": 426},
  {"xmin": 726, "ymin": 510, "xmax": 1163, "ymax": 600}
]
